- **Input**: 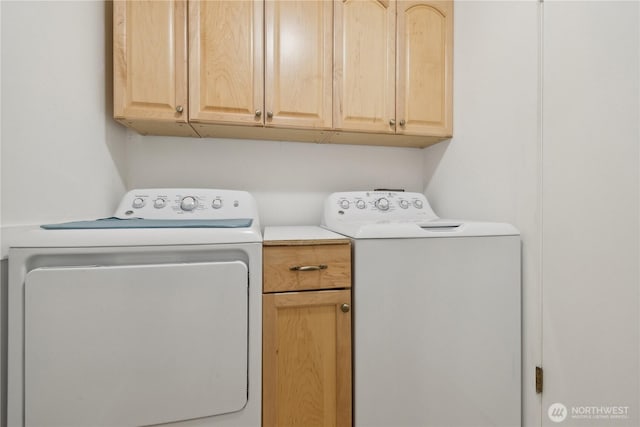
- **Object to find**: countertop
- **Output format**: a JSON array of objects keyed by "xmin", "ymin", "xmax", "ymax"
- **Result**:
[{"xmin": 263, "ymin": 226, "xmax": 349, "ymax": 245}]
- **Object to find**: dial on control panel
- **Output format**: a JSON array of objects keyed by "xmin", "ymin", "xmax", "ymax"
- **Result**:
[
  {"xmin": 399, "ymin": 199, "xmax": 409, "ymax": 209},
  {"xmin": 212, "ymin": 199, "xmax": 223, "ymax": 209},
  {"xmin": 356, "ymin": 199, "xmax": 366, "ymax": 209},
  {"xmin": 153, "ymin": 198, "xmax": 167, "ymax": 209},
  {"xmin": 339, "ymin": 199, "xmax": 350, "ymax": 210},
  {"xmin": 375, "ymin": 197, "xmax": 390, "ymax": 211},
  {"xmin": 132, "ymin": 198, "xmax": 145, "ymax": 209},
  {"xmin": 180, "ymin": 196, "xmax": 198, "ymax": 211}
]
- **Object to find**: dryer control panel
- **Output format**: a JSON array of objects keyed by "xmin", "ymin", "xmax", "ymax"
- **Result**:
[{"xmin": 115, "ymin": 188, "xmax": 258, "ymax": 220}]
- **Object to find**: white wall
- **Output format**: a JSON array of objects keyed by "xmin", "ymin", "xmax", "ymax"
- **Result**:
[
  {"xmin": 423, "ymin": 2, "xmax": 541, "ymax": 425},
  {"xmin": 126, "ymin": 133, "xmax": 425, "ymax": 226},
  {"xmin": 541, "ymin": 2, "xmax": 639, "ymax": 426},
  {"xmin": 0, "ymin": 1, "xmax": 127, "ymax": 227}
]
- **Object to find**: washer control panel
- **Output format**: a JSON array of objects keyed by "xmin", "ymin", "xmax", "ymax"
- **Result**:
[
  {"xmin": 323, "ymin": 191, "xmax": 438, "ymax": 222},
  {"xmin": 114, "ymin": 188, "xmax": 257, "ymax": 220}
]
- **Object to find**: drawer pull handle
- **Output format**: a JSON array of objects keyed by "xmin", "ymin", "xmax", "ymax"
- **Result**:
[{"xmin": 289, "ymin": 264, "xmax": 328, "ymax": 272}]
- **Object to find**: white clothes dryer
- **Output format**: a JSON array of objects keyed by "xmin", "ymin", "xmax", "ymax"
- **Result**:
[
  {"xmin": 322, "ymin": 191, "xmax": 521, "ymax": 427},
  {"xmin": 8, "ymin": 189, "xmax": 262, "ymax": 427}
]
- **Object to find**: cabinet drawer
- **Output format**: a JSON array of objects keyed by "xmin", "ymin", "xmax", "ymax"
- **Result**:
[{"xmin": 263, "ymin": 244, "xmax": 351, "ymax": 292}]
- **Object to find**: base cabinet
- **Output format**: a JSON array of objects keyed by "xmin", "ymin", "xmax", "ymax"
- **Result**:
[
  {"xmin": 262, "ymin": 228, "xmax": 352, "ymax": 427},
  {"xmin": 262, "ymin": 290, "xmax": 352, "ymax": 427}
]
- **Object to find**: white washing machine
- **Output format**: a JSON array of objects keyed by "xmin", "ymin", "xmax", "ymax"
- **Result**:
[
  {"xmin": 322, "ymin": 191, "xmax": 521, "ymax": 427},
  {"xmin": 7, "ymin": 189, "xmax": 262, "ymax": 427}
]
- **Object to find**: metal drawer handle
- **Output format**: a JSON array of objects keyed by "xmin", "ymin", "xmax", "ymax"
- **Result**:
[{"xmin": 289, "ymin": 264, "xmax": 328, "ymax": 272}]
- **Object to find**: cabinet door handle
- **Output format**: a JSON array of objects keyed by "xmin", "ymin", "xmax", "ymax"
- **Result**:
[
  {"xmin": 267, "ymin": 111, "xmax": 274, "ymax": 119},
  {"xmin": 341, "ymin": 303, "xmax": 350, "ymax": 313},
  {"xmin": 255, "ymin": 109, "xmax": 262, "ymax": 118},
  {"xmin": 399, "ymin": 119, "xmax": 406, "ymax": 127},
  {"xmin": 289, "ymin": 264, "xmax": 328, "ymax": 272},
  {"xmin": 389, "ymin": 119, "xmax": 396, "ymax": 126},
  {"xmin": 175, "ymin": 105, "xmax": 184, "ymax": 114}
]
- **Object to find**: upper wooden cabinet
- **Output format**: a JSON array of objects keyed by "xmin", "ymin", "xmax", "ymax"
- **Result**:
[
  {"xmin": 190, "ymin": 0, "xmax": 332, "ymax": 130},
  {"xmin": 113, "ymin": 0, "xmax": 453, "ymax": 147},
  {"xmin": 113, "ymin": 0, "xmax": 197, "ymax": 137},
  {"xmin": 334, "ymin": 0, "xmax": 452, "ymax": 139},
  {"xmin": 397, "ymin": 1, "xmax": 453, "ymax": 137},
  {"xmin": 189, "ymin": 0, "xmax": 333, "ymax": 139},
  {"xmin": 189, "ymin": 0, "xmax": 264, "ymax": 126},
  {"xmin": 334, "ymin": 0, "xmax": 396, "ymax": 134},
  {"xmin": 265, "ymin": 0, "xmax": 333, "ymax": 129}
]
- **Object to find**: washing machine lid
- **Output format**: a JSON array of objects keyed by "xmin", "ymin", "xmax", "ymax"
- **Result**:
[
  {"xmin": 321, "ymin": 191, "xmax": 519, "ymax": 238},
  {"xmin": 323, "ymin": 220, "xmax": 519, "ymax": 238}
]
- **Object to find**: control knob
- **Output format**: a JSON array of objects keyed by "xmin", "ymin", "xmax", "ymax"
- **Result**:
[
  {"xmin": 376, "ymin": 197, "xmax": 390, "ymax": 211},
  {"xmin": 180, "ymin": 196, "xmax": 198, "ymax": 211},
  {"xmin": 339, "ymin": 199, "xmax": 350, "ymax": 209},
  {"xmin": 153, "ymin": 198, "xmax": 166, "ymax": 209},
  {"xmin": 356, "ymin": 199, "xmax": 366, "ymax": 209},
  {"xmin": 399, "ymin": 199, "xmax": 409, "ymax": 209},
  {"xmin": 413, "ymin": 199, "xmax": 424, "ymax": 209},
  {"xmin": 212, "ymin": 199, "xmax": 223, "ymax": 209},
  {"xmin": 132, "ymin": 198, "xmax": 145, "ymax": 209}
]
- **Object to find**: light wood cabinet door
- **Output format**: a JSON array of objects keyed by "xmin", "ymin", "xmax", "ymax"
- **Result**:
[
  {"xmin": 113, "ymin": 0, "xmax": 196, "ymax": 136},
  {"xmin": 265, "ymin": 0, "xmax": 333, "ymax": 129},
  {"xmin": 189, "ymin": 0, "xmax": 263, "ymax": 125},
  {"xmin": 397, "ymin": 0, "xmax": 453, "ymax": 137},
  {"xmin": 334, "ymin": 0, "xmax": 396, "ymax": 133},
  {"xmin": 263, "ymin": 290, "xmax": 352, "ymax": 427}
]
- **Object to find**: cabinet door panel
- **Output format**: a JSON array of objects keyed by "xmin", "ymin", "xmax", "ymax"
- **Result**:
[
  {"xmin": 265, "ymin": 1, "xmax": 333, "ymax": 129},
  {"xmin": 397, "ymin": 1, "xmax": 453, "ymax": 137},
  {"xmin": 114, "ymin": 0, "xmax": 189, "ymax": 123},
  {"xmin": 334, "ymin": 0, "xmax": 395, "ymax": 133},
  {"xmin": 263, "ymin": 290, "xmax": 352, "ymax": 427},
  {"xmin": 189, "ymin": 0, "xmax": 263, "ymax": 125}
]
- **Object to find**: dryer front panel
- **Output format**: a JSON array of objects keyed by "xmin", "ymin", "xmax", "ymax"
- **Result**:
[{"xmin": 24, "ymin": 261, "xmax": 248, "ymax": 427}]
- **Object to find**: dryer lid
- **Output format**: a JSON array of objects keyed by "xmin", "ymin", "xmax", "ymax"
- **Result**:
[{"xmin": 41, "ymin": 217, "xmax": 253, "ymax": 230}]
